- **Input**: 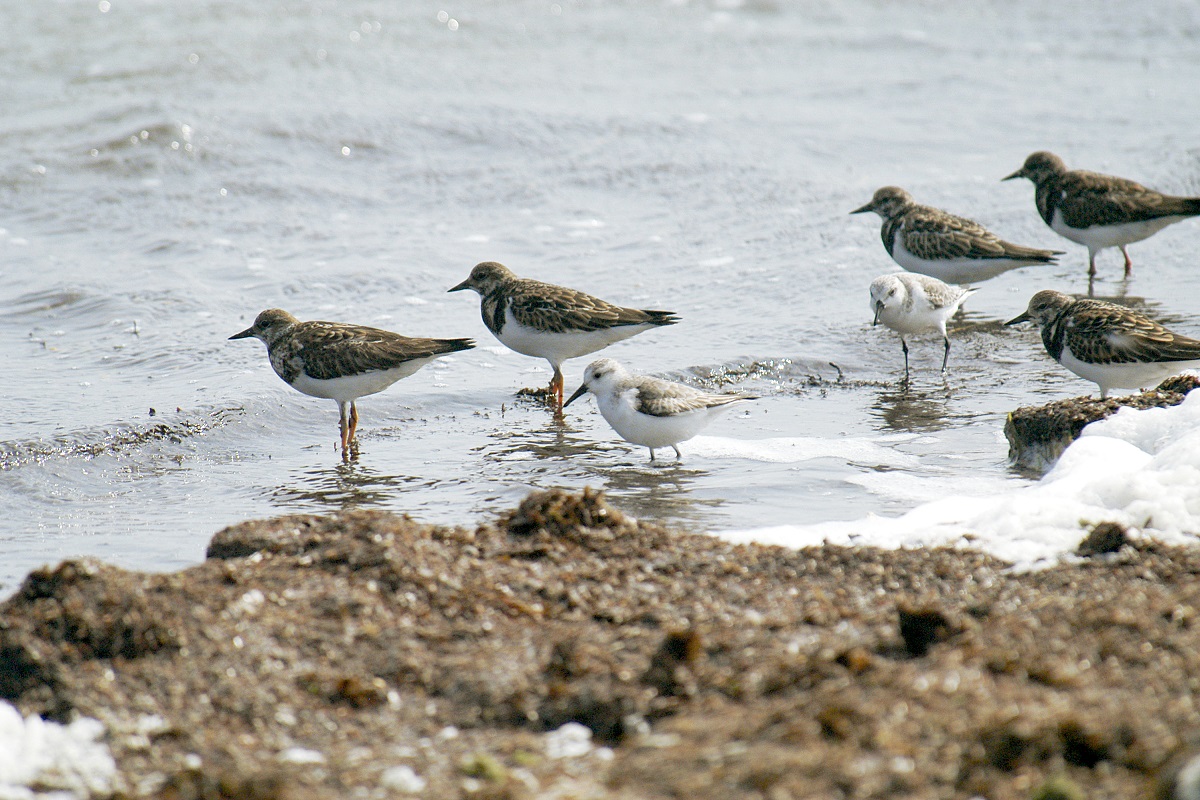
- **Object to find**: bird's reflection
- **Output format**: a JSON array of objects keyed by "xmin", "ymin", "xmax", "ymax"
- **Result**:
[
  {"xmin": 871, "ymin": 385, "xmax": 952, "ymax": 433},
  {"xmin": 477, "ymin": 412, "xmax": 723, "ymax": 530},
  {"xmin": 589, "ymin": 461, "xmax": 724, "ymax": 530},
  {"xmin": 270, "ymin": 460, "xmax": 420, "ymax": 512},
  {"xmin": 478, "ymin": 414, "xmax": 597, "ymax": 462}
]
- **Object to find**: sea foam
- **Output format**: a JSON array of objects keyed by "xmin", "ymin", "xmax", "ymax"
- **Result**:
[
  {"xmin": 0, "ymin": 701, "xmax": 117, "ymax": 798},
  {"xmin": 719, "ymin": 391, "xmax": 1200, "ymax": 567}
]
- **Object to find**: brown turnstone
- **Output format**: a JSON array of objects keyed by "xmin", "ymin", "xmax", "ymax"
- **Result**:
[
  {"xmin": 1004, "ymin": 151, "xmax": 1200, "ymax": 278},
  {"xmin": 564, "ymin": 357, "xmax": 756, "ymax": 461},
  {"xmin": 1005, "ymin": 289, "xmax": 1200, "ymax": 398},
  {"xmin": 870, "ymin": 272, "xmax": 977, "ymax": 380},
  {"xmin": 230, "ymin": 309, "xmax": 474, "ymax": 455},
  {"xmin": 448, "ymin": 261, "xmax": 679, "ymax": 413},
  {"xmin": 851, "ymin": 186, "xmax": 1062, "ymax": 284}
]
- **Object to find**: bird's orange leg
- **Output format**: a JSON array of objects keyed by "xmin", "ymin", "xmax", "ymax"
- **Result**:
[
  {"xmin": 551, "ymin": 368, "xmax": 565, "ymax": 416},
  {"xmin": 1120, "ymin": 245, "xmax": 1132, "ymax": 276}
]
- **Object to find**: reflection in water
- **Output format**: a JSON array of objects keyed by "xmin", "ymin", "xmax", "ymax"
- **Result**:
[
  {"xmin": 270, "ymin": 460, "xmax": 422, "ymax": 512},
  {"xmin": 590, "ymin": 461, "xmax": 725, "ymax": 529},
  {"xmin": 477, "ymin": 416, "xmax": 598, "ymax": 462},
  {"xmin": 477, "ymin": 414, "xmax": 725, "ymax": 530},
  {"xmin": 871, "ymin": 386, "xmax": 953, "ymax": 433}
]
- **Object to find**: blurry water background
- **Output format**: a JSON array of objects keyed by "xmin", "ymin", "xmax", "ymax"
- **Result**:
[{"xmin": 2, "ymin": 0, "xmax": 1199, "ymax": 593}]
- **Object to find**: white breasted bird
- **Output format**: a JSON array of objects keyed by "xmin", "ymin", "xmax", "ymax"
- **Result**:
[
  {"xmin": 1004, "ymin": 151, "xmax": 1200, "ymax": 279},
  {"xmin": 230, "ymin": 309, "xmax": 473, "ymax": 457},
  {"xmin": 564, "ymin": 358, "xmax": 756, "ymax": 461},
  {"xmin": 1005, "ymin": 289, "xmax": 1200, "ymax": 399},
  {"xmin": 870, "ymin": 272, "xmax": 976, "ymax": 380},
  {"xmin": 448, "ymin": 261, "xmax": 678, "ymax": 414}
]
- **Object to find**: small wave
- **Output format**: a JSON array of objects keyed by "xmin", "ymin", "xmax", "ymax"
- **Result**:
[
  {"xmin": 1, "ymin": 288, "xmax": 97, "ymax": 317},
  {"xmin": 686, "ymin": 434, "xmax": 920, "ymax": 468},
  {"xmin": 0, "ymin": 407, "xmax": 244, "ymax": 471}
]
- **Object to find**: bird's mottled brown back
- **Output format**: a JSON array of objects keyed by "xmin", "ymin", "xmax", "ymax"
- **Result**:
[
  {"xmin": 1041, "ymin": 169, "xmax": 1200, "ymax": 229},
  {"xmin": 276, "ymin": 321, "xmax": 473, "ymax": 382},
  {"xmin": 496, "ymin": 277, "xmax": 679, "ymax": 335},
  {"xmin": 1055, "ymin": 299, "xmax": 1200, "ymax": 365}
]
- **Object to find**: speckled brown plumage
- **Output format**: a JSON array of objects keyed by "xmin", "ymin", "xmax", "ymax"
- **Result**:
[{"xmin": 230, "ymin": 308, "xmax": 474, "ymax": 455}]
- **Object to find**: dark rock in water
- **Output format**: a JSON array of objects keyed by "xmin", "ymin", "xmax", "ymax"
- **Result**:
[
  {"xmin": 1077, "ymin": 521, "xmax": 1131, "ymax": 557},
  {"xmin": 1005, "ymin": 374, "xmax": 1200, "ymax": 473}
]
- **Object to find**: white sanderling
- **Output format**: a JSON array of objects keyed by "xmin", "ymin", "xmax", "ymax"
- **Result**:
[
  {"xmin": 564, "ymin": 357, "xmax": 756, "ymax": 461},
  {"xmin": 870, "ymin": 272, "xmax": 976, "ymax": 380}
]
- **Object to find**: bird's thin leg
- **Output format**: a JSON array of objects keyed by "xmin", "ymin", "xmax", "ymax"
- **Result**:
[
  {"xmin": 901, "ymin": 337, "xmax": 910, "ymax": 382},
  {"xmin": 348, "ymin": 402, "xmax": 359, "ymax": 446},
  {"xmin": 338, "ymin": 401, "xmax": 351, "ymax": 454},
  {"xmin": 1087, "ymin": 249, "xmax": 1098, "ymax": 278},
  {"xmin": 941, "ymin": 336, "xmax": 951, "ymax": 373},
  {"xmin": 648, "ymin": 448, "xmax": 656, "ymax": 462},
  {"xmin": 551, "ymin": 366, "xmax": 564, "ymax": 415},
  {"xmin": 672, "ymin": 445, "xmax": 682, "ymax": 459},
  {"xmin": 1120, "ymin": 245, "xmax": 1132, "ymax": 276}
]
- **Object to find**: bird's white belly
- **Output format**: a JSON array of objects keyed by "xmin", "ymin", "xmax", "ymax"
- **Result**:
[
  {"xmin": 288, "ymin": 359, "xmax": 433, "ymax": 402},
  {"xmin": 875, "ymin": 304, "xmax": 948, "ymax": 337},
  {"xmin": 495, "ymin": 311, "xmax": 652, "ymax": 366},
  {"xmin": 1050, "ymin": 209, "xmax": 1185, "ymax": 248},
  {"xmin": 597, "ymin": 393, "xmax": 721, "ymax": 448},
  {"xmin": 1058, "ymin": 348, "xmax": 1200, "ymax": 394},
  {"xmin": 891, "ymin": 238, "xmax": 1033, "ymax": 283}
]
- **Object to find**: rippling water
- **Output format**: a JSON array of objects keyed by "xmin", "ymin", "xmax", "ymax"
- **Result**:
[{"xmin": 3, "ymin": 0, "xmax": 1199, "ymax": 593}]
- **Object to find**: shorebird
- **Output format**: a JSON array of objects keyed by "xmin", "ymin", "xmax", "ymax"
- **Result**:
[
  {"xmin": 448, "ymin": 261, "xmax": 678, "ymax": 413},
  {"xmin": 230, "ymin": 308, "xmax": 474, "ymax": 455},
  {"xmin": 851, "ymin": 186, "xmax": 1061, "ymax": 284},
  {"xmin": 1003, "ymin": 151, "xmax": 1200, "ymax": 278},
  {"xmin": 870, "ymin": 272, "xmax": 977, "ymax": 380},
  {"xmin": 1006, "ymin": 290, "xmax": 1200, "ymax": 399},
  {"xmin": 564, "ymin": 357, "xmax": 756, "ymax": 461}
]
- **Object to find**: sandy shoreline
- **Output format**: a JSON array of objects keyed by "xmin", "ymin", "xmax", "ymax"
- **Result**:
[{"xmin": 1, "ymin": 487, "xmax": 1198, "ymax": 799}]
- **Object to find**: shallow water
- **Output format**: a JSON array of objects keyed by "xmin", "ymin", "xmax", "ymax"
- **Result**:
[{"xmin": 3, "ymin": 0, "xmax": 1200, "ymax": 593}]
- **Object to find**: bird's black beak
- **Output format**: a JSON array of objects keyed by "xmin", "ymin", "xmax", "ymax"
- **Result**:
[
  {"xmin": 1001, "ymin": 168, "xmax": 1024, "ymax": 182},
  {"xmin": 564, "ymin": 383, "xmax": 589, "ymax": 408},
  {"xmin": 229, "ymin": 326, "xmax": 255, "ymax": 340},
  {"xmin": 872, "ymin": 300, "xmax": 883, "ymax": 326},
  {"xmin": 850, "ymin": 201, "xmax": 874, "ymax": 215},
  {"xmin": 447, "ymin": 278, "xmax": 472, "ymax": 293},
  {"xmin": 1004, "ymin": 311, "xmax": 1031, "ymax": 326}
]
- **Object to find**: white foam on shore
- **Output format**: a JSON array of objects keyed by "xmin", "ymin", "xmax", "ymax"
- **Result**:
[
  {"xmin": 718, "ymin": 392, "xmax": 1200, "ymax": 567},
  {"xmin": 0, "ymin": 701, "xmax": 117, "ymax": 798}
]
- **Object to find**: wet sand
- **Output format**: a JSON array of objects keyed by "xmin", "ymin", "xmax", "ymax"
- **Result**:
[{"xmin": 2, "ymin": 488, "xmax": 1198, "ymax": 799}]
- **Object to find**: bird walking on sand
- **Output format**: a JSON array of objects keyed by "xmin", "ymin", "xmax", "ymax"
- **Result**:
[
  {"xmin": 230, "ymin": 309, "xmax": 474, "ymax": 456},
  {"xmin": 448, "ymin": 261, "xmax": 679, "ymax": 414},
  {"xmin": 870, "ymin": 272, "xmax": 977, "ymax": 380},
  {"xmin": 851, "ymin": 185, "xmax": 1062, "ymax": 284},
  {"xmin": 1003, "ymin": 151, "xmax": 1200, "ymax": 279},
  {"xmin": 564, "ymin": 358, "xmax": 756, "ymax": 461},
  {"xmin": 1005, "ymin": 290, "xmax": 1200, "ymax": 399}
]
